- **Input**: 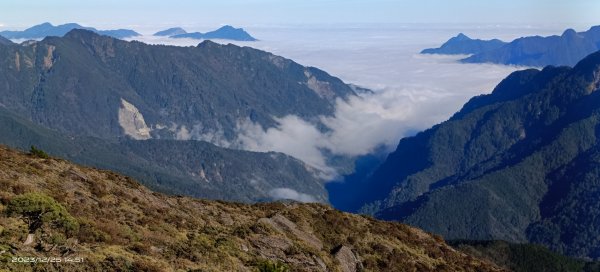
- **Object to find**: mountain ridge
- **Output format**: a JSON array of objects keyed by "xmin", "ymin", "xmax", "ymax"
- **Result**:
[
  {"xmin": 153, "ymin": 27, "xmax": 187, "ymax": 37},
  {"xmin": 461, "ymin": 26, "xmax": 600, "ymax": 66},
  {"xmin": 423, "ymin": 26, "xmax": 600, "ymax": 67},
  {"xmin": 0, "ymin": 22, "xmax": 140, "ymax": 40},
  {"xmin": 0, "ymin": 106, "xmax": 327, "ymax": 203},
  {"xmin": 0, "ymin": 35, "xmax": 13, "ymax": 45},
  {"xmin": 421, "ymin": 33, "xmax": 506, "ymax": 55},
  {"xmin": 0, "ymin": 28, "xmax": 361, "ymax": 203},
  {"xmin": 341, "ymin": 50, "xmax": 600, "ymax": 260},
  {"xmin": 170, "ymin": 25, "xmax": 257, "ymax": 41},
  {"xmin": 0, "ymin": 29, "xmax": 354, "ymax": 141}
]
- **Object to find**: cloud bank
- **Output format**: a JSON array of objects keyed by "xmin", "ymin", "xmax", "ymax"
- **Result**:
[
  {"xmin": 268, "ymin": 188, "xmax": 317, "ymax": 203},
  {"xmin": 228, "ymin": 59, "xmax": 522, "ymax": 178},
  {"xmin": 129, "ymin": 25, "xmax": 538, "ymax": 178}
]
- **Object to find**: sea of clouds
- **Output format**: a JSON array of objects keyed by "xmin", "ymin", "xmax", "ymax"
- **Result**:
[
  {"xmin": 128, "ymin": 24, "xmax": 566, "ymax": 200},
  {"xmin": 131, "ymin": 24, "xmax": 564, "ymax": 169},
  {"xmin": 0, "ymin": 23, "xmax": 577, "ymax": 202}
]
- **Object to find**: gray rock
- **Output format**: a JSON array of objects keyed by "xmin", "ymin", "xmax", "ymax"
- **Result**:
[{"xmin": 332, "ymin": 245, "xmax": 361, "ymax": 272}]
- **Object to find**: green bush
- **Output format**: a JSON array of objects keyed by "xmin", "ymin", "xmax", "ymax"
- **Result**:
[
  {"xmin": 29, "ymin": 145, "xmax": 49, "ymax": 159},
  {"xmin": 6, "ymin": 192, "xmax": 79, "ymax": 235},
  {"xmin": 255, "ymin": 260, "xmax": 289, "ymax": 272}
]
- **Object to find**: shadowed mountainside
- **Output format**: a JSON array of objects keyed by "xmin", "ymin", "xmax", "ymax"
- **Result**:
[
  {"xmin": 341, "ymin": 50, "xmax": 600, "ymax": 260},
  {"xmin": 462, "ymin": 27, "xmax": 600, "ymax": 66},
  {"xmin": 0, "ymin": 28, "xmax": 361, "ymax": 203},
  {"xmin": 450, "ymin": 240, "xmax": 600, "ymax": 272},
  {"xmin": 423, "ymin": 26, "xmax": 600, "ymax": 67},
  {"xmin": 0, "ymin": 29, "xmax": 353, "ymax": 141},
  {"xmin": 0, "ymin": 106, "xmax": 327, "ymax": 203}
]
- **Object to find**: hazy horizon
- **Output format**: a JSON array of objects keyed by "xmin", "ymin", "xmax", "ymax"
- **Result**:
[{"xmin": 1, "ymin": 0, "xmax": 599, "ymax": 30}]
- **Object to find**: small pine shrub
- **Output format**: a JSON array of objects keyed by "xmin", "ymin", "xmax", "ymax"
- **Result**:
[
  {"xmin": 29, "ymin": 145, "xmax": 49, "ymax": 159},
  {"xmin": 6, "ymin": 192, "xmax": 79, "ymax": 235},
  {"xmin": 256, "ymin": 260, "xmax": 289, "ymax": 272}
]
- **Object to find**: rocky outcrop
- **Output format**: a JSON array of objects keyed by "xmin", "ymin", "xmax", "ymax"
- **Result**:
[
  {"xmin": 259, "ymin": 214, "xmax": 323, "ymax": 250},
  {"xmin": 332, "ymin": 245, "xmax": 361, "ymax": 272}
]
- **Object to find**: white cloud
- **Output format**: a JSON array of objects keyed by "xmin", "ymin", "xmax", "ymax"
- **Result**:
[
  {"xmin": 175, "ymin": 125, "xmax": 191, "ymax": 140},
  {"xmin": 268, "ymin": 188, "xmax": 317, "ymax": 203},
  {"xmin": 320, "ymin": 90, "xmax": 417, "ymax": 156},
  {"xmin": 230, "ymin": 63, "xmax": 519, "ymax": 177},
  {"xmin": 131, "ymin": 26, "xmax": 533, "ymax": 179},
  {"xmin": 234, "ymin": 116, "xmax": 335, "ymax": 177},
  {"xmin": 128, "ymin": 35, "xmax": 201, "ymax": 47},
  {"xmin": 172, "ymin": 124, "xmax": 231, "ymax": 147}
]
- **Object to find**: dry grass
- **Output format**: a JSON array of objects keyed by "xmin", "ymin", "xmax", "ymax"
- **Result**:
[{"xmin": 0, "ymin": 145, "xmax": 504, "ymax": 271}]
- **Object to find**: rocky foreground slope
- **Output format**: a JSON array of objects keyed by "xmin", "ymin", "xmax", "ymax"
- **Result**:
[{"xmin": 0, "ymin": 146, "xmax": 502, "ymax": 271}]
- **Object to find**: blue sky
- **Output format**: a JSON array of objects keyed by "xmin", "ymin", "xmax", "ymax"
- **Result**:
[{"xmin": 1, "ymin": 0, "xmax": 598, "ymax": 29}]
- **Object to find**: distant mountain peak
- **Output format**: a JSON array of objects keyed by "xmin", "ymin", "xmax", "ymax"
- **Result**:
[
  {"xmin": 218, "ymin": 25, "xmax": 237, "ymax": 30},
  {"xmin": 589, "ymin": 25, "xmax": 600, "ymax": 33},
  {"xmin": 461, "ymin": 25, "xmax": 600, "ymax": 66},
  {"xmin": 61, "ymin": 22, "xmax": 84, "ymax": 28},
  {"xmin": 25, "ymin": 22, "xmax": 59, "ymax": 31},
  {"xmin": 203, "ymin": 25, "xmax": 257, "ymax": 41},
  {"xmin": 29, "ymin": 22, "xmax": 84, "ymax": 31},
  {"xmin": 153, "ymin": 27, "xmax": 187, "ymax": 37},
  {"xmin": 561, "ymin": 28, "xmax": 578, "ymax": 38},
  {"xmin": 455, "ymin": 33, "xmax": 470, "ymax": 40},
  {"xmin": 421, "ymin": 33, "xmax": 506, "ymax": 55},
  {"xmin": 171, "ymin": 25, "xmax": 257, "ymax": 41},
  {"xmin": 196, "ymin": 39, "xmax": 219, "ymax": 47},
  {"xmin": 63, "ymin": 28, "xmax": 100, "ymax": 40},
  {"xmin": 215, "ymin": 25, "xmax": 247, "ymax": 33},
  {"xmin": 573, "ymin": 51, "xmax": 600, "ymax": 83},
  {"xmin": 0, "ymin": 22, "xmax": 139, "ymax": 40}
]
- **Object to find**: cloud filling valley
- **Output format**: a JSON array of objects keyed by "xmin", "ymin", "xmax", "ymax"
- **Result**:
[{"xmin": 128, "ymin": 25, "xmax": 565, "ymax": 180}]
